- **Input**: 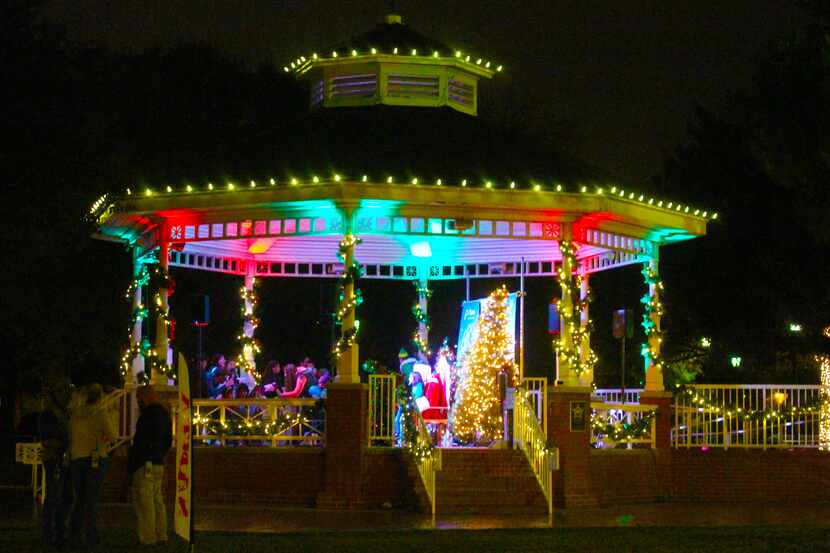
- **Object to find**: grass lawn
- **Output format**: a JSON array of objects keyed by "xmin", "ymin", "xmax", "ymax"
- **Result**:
[{"xmin": 3, "ymin": 526, "xmax": 830, "ymax": 553}]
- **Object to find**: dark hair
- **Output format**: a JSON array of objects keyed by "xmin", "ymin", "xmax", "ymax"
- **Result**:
[{"xmin": 209, "ymin": 353, "xmax": 225, "ymax": 367}]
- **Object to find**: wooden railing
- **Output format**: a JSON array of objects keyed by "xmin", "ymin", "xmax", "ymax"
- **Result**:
[
  {"xmin": 672, "ymin": 384, "xmax": 829, "ymax": 449},
  {"xmin": 368, "ymin": 374, "xmax": 397, "ymax": 446},
  {"xmin": 513, "ymin": 387, "xmax": 556, "ymax": 519},
  {"xmin": 192, "ymin": 398, "xmax": 324, "ymax": 447},
  {"xmin": 409, "ymin": 405, "xmax": 441, "ymax": 517},
  {"xmin": 591, "ymin": 402, "xmax": 657, "ymax": 448}
]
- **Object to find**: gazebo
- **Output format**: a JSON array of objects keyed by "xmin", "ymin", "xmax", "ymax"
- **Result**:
[{"xmin": 89, "ymin": 13, "xmax": 711, "ymax": 511}]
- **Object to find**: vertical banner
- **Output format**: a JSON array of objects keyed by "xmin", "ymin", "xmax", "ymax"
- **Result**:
[
  {"xmin": 174, "ymin": 353, "xmax": 193, "ymax": 543},
  {"xmin": 456, "ymin": 293, "xmax": 519, "ymax": 367}
]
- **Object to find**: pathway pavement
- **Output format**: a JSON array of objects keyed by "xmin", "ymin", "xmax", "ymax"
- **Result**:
[{"xmin": 3, "ymin": 488, "xmax": 829, "ymax": 533}]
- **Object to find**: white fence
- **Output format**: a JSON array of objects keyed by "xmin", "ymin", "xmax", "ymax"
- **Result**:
[
  {"xmin": 591, "ymin": 402, "xmax": 657, "ymax": 448},
  {"xmin": 594, "ymin": 388, "xmax": 643, "ymax": 405},
  {"xmin": 672, "ymin": 384, "xmax": 829, "ymax": 449},
  {"xmin": 368, "ymin": 374, "xmax": 397, "ymax": 446}
]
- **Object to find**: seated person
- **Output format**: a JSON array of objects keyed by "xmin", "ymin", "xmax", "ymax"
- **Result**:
[
  {"xmin": 261, "ymin": 361, "xmax": 283, "ymax": 398},
  {"xmin": 280, "ymin": 365, "xmax": 317, "ymax": 398}
]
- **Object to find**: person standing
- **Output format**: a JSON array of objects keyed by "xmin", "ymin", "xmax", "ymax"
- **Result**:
[
  {"xmin": 128, "ymin": 386, "xmax": 173, "ymax": 546},
  {"xmin": 38, "ymin": 380, "xmax": 73, "ymax": 546},
  {"xmin": 68, "ymin": 383, "xmax": 117, "ymax": 549}
]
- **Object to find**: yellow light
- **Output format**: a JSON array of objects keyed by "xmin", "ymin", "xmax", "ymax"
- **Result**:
[
  {"xmin": 629, "ymin": 192, "xmax": 635, "ymax": 199},
  {"xmin": 250, "ymin": 180, "xmax": 256, "ymax": 188},
  {"xmin": 638, "ymin": 195, "xmax": 644, "ymax": 201},
  {"xmin": 393, "ymin": 47, "xmax": 398, "ymax": 54},
  {"xmin": 556, "ymin": 184, "xmax": 562, "ymax": 192},
  {"xmin": 283, "ymin": 67, "xmax": 289, "ymax": 72},
  {"xmin": 465, "ymin": 55, "xmax": 471, "ymax": 62},
  {"xmin": 485, "ymin": 181, "xmax": 492, "ymax": 188},
  {"xmin": 186, "ymin": 185, "xmax": 193, "ymax": 192},
  {"xmin": 312, "ymin": 175, "xmax": 319, "ymax": 183},
  {"xmin": 126, "ymin": 188, "xmax": 132, "ymax": 195},
  {"xmin": 580, "ymin": 185, "xmax": 587, "ymax": 193},
  {"xmin": 291, "ymin": 178, "xmax": 298, "ymax": 185},
  {"xmin": 712, "ymin": 213, "xmax": 718, "ymax": 219},
  {"xmin": 312, "ymin": 53, "xmax": 318, "ymax": 59},
  {"xmin": 649, "ymin": 198, "xmax": 654, "ymax": 204},
  {"xmin": 387, "ymin": 176, "xmax": 393, "ymax": 184},
  {"xmin": 684, "ymin": 206, "xmax": 690, "ymax": 213},
  {"xmin": 702, "ymin": 211, "xmax": 708, "ymax": 217},
  {"xmin": 534, "ymin": 184, "xmax": 541, "ymax": 192},
  {"xmin": 269, "ymin": 178, "xmax": 276, "ymax": 185},
  {"xmin": 694, "ymin": 209, "xmax": 700, "ymax": 215},
  {"xmin": 497, "ymin": 65, "xmax": 503, "ymax": 72},
  {"xmin": 332, "ymin": 51, "xmax": 338, "ymax": 57},
  {"xmin": 485, "ymin": 61, "xmax": 491, "ymax": 68},
  {"xmin": 455, "ymin": 51, "xmax": 462, "ymax": 58},
  {"xmin": 208, "ymin": 183, "xmax": 214, "ymax": 190},
  {"xmin": 657, "ymin": 200, "xmax": 663, "ymax": 207},
  {"xmin": 433, "ymin": 51, "xmax": 439, "ymax": 58},
  {"xmin": 597, "ymin": 188, "xmax": 603, "ymax": 194},
  {"xmin": 436, "ymin": 178, "xmax": 442, "ymax": 186},
  {"xmin": 351, "ymin": 49, "xmax": 357, "ymax": 56},
  {"xmin": 412, "ymin": 177, "xmax": 418, "ymax": 184},
  {"xmin": 371, "ymin": 48, "xmax": 377, "ymax": 54},
  {"xmin": 476, "ymin": 58, "xmax": 482, "ymax": 64},
  {"xmin": 462, "ymin": 179, "xmax": 467, "ymax": 187},
  {"xmin": 145, "ymin": 188, "xmax": 152, "ymax": 196},
  {"xmin": 667, "ymin": 202, "xmax": 673, "ymax": 208},
  {"xmin": 610, "ymin": 186, "xmax": 617, "ymax": 193},
  {"xmin": 334, "ymin": 174, "xmax": 341, "ymax": 182},
  {"xmin": 166, "ymin": 186, "xmax": 172, "ymax": 193},
  {"xmin": 362, "ymin": 174, "xmax": 368, "ymax": 182},
  {"xmin": 510, "ymin": 181, "xmax": 516, "ymax": 189},
  {"xmin": 228, "ymin": 183, "xmax": 235, "ymax": 190},
  {"xmin": 411, "ymin": 49, "xmax": 418, "ymax": 56}
]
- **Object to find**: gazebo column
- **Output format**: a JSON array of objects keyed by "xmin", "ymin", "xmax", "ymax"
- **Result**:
[
  {"xmin": 548, "ymin": 223, "xmax": 596, "ymax": 507},
  {"xmin": 640, "ymin": 250, "xmax": 673, "ymax": 489},
  {"xmin": 151, "ymin": 240, "xmax": 171, "ymax": 386},
  {"xmin": 577, "ymin": 273, "xmax": 593, "ymax": 388},
  {"xmin": 130, "ymin": 248, "xmax": 145, "ymax": 383},
  {"xmin": 319, "ymin": 208, "xmax": 368, "ymax": 509},
  {"xmin": 242, "ymin": 263, "xmax": 256, "ymax": 374},
  {"xmin": 416, "ymin": 274, "xmax": 430, "ymax": 355}
]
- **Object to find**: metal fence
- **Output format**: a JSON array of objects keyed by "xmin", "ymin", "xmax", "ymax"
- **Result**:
[
  {"xmin": 513, "ymin": 386, "xmax": 556, "ymax": 519},
  {"xmin": 672, "ymin": 384, "xmax": 829, "ymax": 449},
  {"xmin": 594, "ymin": 388, "xmax": 643, "ymax": 405},
  {"xmin": 192, "ymin": 398, "xmax": 324, "ymax": 447},
  {"xmin": 368, "ymin": 374, "xmax": 397, "ymax": 446},
  {"xmin": 521, "ymin": 377, "xmax": 548, "ymax": 435},
  {"xmin": 410, "ymin": 406, "xmax": 442, "ymax": 517},
  {"xmin": 591, "ymin": 401, "xmax": 657, "ymax": 448}
]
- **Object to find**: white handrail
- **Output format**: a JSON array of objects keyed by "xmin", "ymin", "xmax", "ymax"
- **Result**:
[
  {"xmin": 513, "ymin": 387, "xmax": 556, "ymax": 519},
  {"xmin": 408, "ymin": 404, "xmax": 441, "ymax": 517}
]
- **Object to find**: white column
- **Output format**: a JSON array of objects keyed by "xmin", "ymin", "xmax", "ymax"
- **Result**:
[
  {"xmin": 242, "ymin": 263, "xmax": 256, "ymax": 374},
  {"xmin": 336, "ymin": 211, "xmax": 360, "ymax": 384},
  {"xmin": 151, "ymin": 241, "xmax": 170, "ymax": 386},
  {"xmin": 644, "ymin": 254, "xmax": 664, "ymax": 392},
  {"xmin": 578, "ymin": 273, "xmax": 593, "ymax": 388},
  {"xmin": 130, "ymin": 249, "xmax": 145, "ymax": 383},
  {"xmin": 417, "ymin": 275, "xmax": 429, "ymax": 354},
  {"xmin": 556, "ymin": 224, "xmax": 578, "ymax": 386}
]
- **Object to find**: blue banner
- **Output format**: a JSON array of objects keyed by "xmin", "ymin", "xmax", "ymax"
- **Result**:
[{"xmin": 456, "ymin": 293, "xmax": 518, "ymax": 369}]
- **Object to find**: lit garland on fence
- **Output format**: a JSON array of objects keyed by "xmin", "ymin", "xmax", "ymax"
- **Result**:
[
  {"xmin": 396, "ymin": 383, "xmax": 437, "ymax": 463},
  {"xmin": 641, "ymin": 263, "xmax": 664, "ymax": 378},
  {"xmin": 236, "ymin": 281, "xmax": 262, "ymax": 382},
  {"xmin": 675, "ymin": 385, "xmax": 828, "ymax": 421},
  {"xmin": 816, "ymin": 325, "xmax": 830, "ymax": 451},
  {"xmin": 411, "ymin": 279, "xmax": 432, "ymax": 355},
  {"xmin": 450, "ymin": 285, "xmax": 518, "ymax": 445},
  {"xmin": 552, "ymin": 240, "xmax": 597, "ymax": 376},
  {"xmin": 192, "ymin": 411, "xmax": 314, "ymax": 438},
  {"xmin": 332, "ymin": 234, "xmax": 362, "ymax": 359},
  {"xmin": 591, "ymin": 409, "xmax": 657, "ymax": 444}
]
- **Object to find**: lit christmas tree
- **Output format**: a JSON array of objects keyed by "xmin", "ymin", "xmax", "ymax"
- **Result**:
[{"xmin": 450, "ymin": 285, "xmax": 518, "ymax": 445}]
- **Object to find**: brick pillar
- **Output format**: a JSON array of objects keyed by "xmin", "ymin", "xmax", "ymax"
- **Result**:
[
  {"xmin": 548, "ymin": 386, "xmax": 597, "ymax": 507},
  {"xmin": 318, "ymin": 383, "xmax": 368, "ymax": 508},
  {"xmin": 640, "ymin": 390, "xmax": 673, "ymax": 498}
]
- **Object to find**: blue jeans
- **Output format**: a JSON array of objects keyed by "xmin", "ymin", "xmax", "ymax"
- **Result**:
[
  {"xmin": 69, "ymin": 457, "xmax": 109, "ymax": 547},
  {"xmin": 42, "ymin": 460, "xmax": 72, "ymax": 544}
]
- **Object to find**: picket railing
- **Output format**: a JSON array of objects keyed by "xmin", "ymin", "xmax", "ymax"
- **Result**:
[
  {"xmin": 409, "ymin": 405, "xmax": 442, "ymax": 517},
  {"xmin": 672, "ymin": 384, "xmax": 828, "ymax": 449},
  {"xmin": 522, "ymin": 377, "xmax": 548, "ymax": 435},
  {"xmin": 192, "ymin": 398, "xmax": 324, "ymax": 446},
  {"xmin": 591, "ymin": 402, "xmax": 657, "ymax": 449},
  {"xmin": 513, "ymin": 387, "xmax": 556, "ymax": 519},
  {"xmin": 368, "ymin": 374, "xmax": 397, "ymax": 446},
  {"xmin": 102, "ymin": 387, "xmax": 132, "ymax": 452},
  {"xmin": 594, "ymin": 388, "xmax": 643, "ymax": 405}
]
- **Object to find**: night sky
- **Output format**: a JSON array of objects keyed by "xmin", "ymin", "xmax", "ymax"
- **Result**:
[{"xmin": 44, "ymin": 0, "xmax": 802, "ymax": 183}]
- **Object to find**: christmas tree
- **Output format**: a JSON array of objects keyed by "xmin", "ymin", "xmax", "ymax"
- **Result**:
[{"xmin": 450, "ymin": 285, "xmax": 518, "ymax": 445}]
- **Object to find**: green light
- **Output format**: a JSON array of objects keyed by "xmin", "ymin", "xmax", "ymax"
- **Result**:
[
  {"xmin": 700, "ymin": 337, "xmax": 711, "ymax": 348},
  {"xmin": 789, "ymin": 323, "xmax": 803, "ymax": 333},
  {"xmin": 730, "ymin": 356, "xmax": 742, "ymax": 368}
]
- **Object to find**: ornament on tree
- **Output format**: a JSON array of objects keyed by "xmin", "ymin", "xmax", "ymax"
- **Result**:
[{"xmin": 450, "ymin": 285, "xmax": 518, "ymax": 445}]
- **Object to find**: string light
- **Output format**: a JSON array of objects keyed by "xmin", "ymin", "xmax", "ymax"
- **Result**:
[
  {"xmin": 237, "ymin": 279, "xmax": 262, "ymax": 383},
  {"xmin": 553, "ymin": 240, "xmax": 597, "ymax": 377},
  {"xmin": 641, "ymin": 263, "xmax": 665, "ymax": 381},
  {"xmin": 332, "ymin": 234, "xmax": 363, "ymax": 359}
]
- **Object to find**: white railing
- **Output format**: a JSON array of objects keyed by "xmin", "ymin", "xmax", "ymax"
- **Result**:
[
  {"xmin": 513, "ymin": 387, "xmax": 556, "ymax": 519},
  {"xmin": 102, "ymin": 387, "xmax": 132, "ymax": 452},
  {"xmin": 192, "ymin": 398, "xmax": 324, "ymax": 447},
  {"xmin": 594, "ymin": 388, "xmax": 643, "ymax": 404},
  {"xmin": 591, "ymin": 402, "xmax": 657, "ymax": 449},
  {"xmin": 672, "ymin": 384, "xmax": 828, "ymax": 449},
  {"xmin": 522, "ymin": 377, "xmax": 548, "ymax": 435},
  {"xmin": 368, "ymin": 374, "xmax": 397, "ymax": 446},
  {"xmin": 409, "ymin": 406, "xmax": 441, "ymax": 517}
]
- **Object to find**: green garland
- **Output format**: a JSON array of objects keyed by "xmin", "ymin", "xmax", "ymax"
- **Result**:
[
  {"xmin": 591, "ymin": 409, "xmax": 657, "ymax": 444},
  {"xmin": 332, "ymin": 234, "xmax": 362, "ymax": 360},
  {"xmin": 674, "ymin": 385, "xmax": 828, "ymax": 421},
  {"xmin": 193, "ymin": 411, "xmax": 316, "ymax": 438},
  {"xmin": 411, "ymin": 279, "xmax": 432, "ymax": 355},
  {"xmin": 237, "ymin": 282, "xmax": 262, "ymax": 382},
  {"xmin": 553, "ymin": 240, "xmax": 597, "ymax": 376},
  {"xmin": 641, "ymin": 263, "xmax": 665, "ymax": 377},
  {"xmin": 396, "ymin": 383, "xmax": 437, "ymax": 462}
]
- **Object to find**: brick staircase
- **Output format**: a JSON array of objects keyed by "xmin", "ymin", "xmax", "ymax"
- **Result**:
[{"xmin": 408, "ymin": 448, "xmax": 548, "ymax": 514}]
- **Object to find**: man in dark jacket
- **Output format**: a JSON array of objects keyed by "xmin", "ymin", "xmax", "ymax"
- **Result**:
[{"xmin": 128, "ymin": 386, "xmax": 173, "ymax": 546}]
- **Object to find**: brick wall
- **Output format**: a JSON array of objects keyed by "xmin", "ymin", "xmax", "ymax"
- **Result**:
[{"xmin": 589, "ymin": 449, "xmax": 662, "ymax": 506}]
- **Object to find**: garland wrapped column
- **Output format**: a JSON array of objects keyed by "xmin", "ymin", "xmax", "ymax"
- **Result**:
[
  {"xmin": 151, "ymin": 241, "xmax": 173, "ymax": 385},
  {"xmin": 818, "ymin": 326, "xmax": 830, "ymax": 452},
  {"xmin": 641, "ymin": 256, "xmax": 665, "ymax": 391},
  {"xmin": 237, "ymin": 264, "xmax": 261, "ymax": 382},
  {"xmin": 411, "ymin": 277, "xmax": 432, "ymax": 356},
  {"xmin": 129, "ymin": 250, "xmax": 145, "ymax": 382},
  {"xmin": 333, "ymin": 232, "xmax": 362, "ymax": 383},
  {"xmin": 578, "ymin": 272, "xmax": 594, "ymax": 387},
  {"xmin": 554, "ymin": 226, "xmax": 596, "ymax": 386}
]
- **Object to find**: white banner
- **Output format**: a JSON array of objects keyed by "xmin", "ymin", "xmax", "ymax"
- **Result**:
[{"xmin": 174, "ymin": 353, "xmax": 192, "ymax": 542}]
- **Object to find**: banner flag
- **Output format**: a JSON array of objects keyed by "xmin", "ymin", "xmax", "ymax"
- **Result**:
[
  {"xmin": 174, "ymin": 353, "xmax": 193, "ymax": 543},
  {"xmin": 456, "ymin": 292, "xmax": 518, "ymax": 368}
]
